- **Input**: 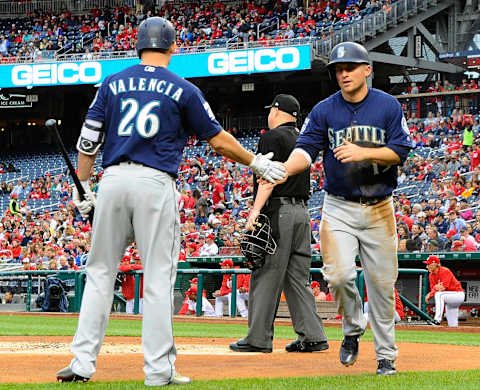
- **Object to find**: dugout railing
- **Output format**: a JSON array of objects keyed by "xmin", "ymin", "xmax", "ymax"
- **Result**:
[{"xmin": 0, "ymin": 266, "xmax": 434, "ymax": 322}]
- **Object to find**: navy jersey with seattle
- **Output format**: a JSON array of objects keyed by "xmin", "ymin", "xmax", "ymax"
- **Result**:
[
  {"xmin": 297, "ymin": 88, "xmax": 414, "ymax": 198},
  {"xmin": 86, "ymin": 64, "xmax": 222, "ymax": 177}
]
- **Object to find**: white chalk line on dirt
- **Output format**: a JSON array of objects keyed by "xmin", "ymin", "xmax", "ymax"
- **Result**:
[{"xmin": 0, "ymin": 342, "xmax": 268, "ymax": 356}]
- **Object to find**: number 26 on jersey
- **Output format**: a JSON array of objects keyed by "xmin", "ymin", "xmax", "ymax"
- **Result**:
[{"xmin": 118, "ymin": 98, "xmax": 161, "ymax": 138}]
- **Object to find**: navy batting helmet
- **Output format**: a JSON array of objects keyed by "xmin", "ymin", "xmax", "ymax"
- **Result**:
[
  {"xmin": 136, "ymin": 17, "xmax": 176, "ymax": 56},
  {"xmin": 327, "ymin": 41, "xmax": 370, "ymax": 68}
]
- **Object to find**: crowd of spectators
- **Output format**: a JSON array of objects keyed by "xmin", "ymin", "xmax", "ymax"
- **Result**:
[
  {"xmin": 2, "ymin": 89, "xmax": 480, "ymax": 268},
  {"xmin": 0, "ymin": 0, "xmax": 393, "ymax": 62},
  {"xmin": 401, "ymin": 78, "xmax": 479, "ymax": 118}
]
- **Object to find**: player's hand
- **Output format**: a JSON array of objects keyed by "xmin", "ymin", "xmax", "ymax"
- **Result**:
[
  {"xmin": 246, "ymin": 209, "xmax": 260, "ymax": 231},
  {"xmin": 249, "ymin": 152, "xmax": 286, "ymax": 183},
  {"xmin": 333, "ymin": 139, "xmax": 367, "ymax": 163},
  {"xmin": 239, "ymin": 287, "xmax": 246, "ymax": 293},
  {"xmin": 73, "ymin": 180, "xmax": 96, "ymax": 219}
]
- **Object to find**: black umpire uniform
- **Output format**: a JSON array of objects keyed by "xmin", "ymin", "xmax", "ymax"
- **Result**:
[{"xmin": 230, "ymin": 94, "xmax": 328, "ymax": 353}]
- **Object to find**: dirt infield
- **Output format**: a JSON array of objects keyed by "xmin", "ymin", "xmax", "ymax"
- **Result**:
[{"xmin": 1, "ymin": 335, "xmax": 480, "ymax": 383}]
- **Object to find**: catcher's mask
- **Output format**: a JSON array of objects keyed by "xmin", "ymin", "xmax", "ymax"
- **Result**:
[{"xmin": 240, "ymin": 214, "xmax": 277, "ymax": 263}]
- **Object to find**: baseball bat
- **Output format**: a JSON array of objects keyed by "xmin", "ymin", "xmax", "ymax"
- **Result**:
[{"xmin": 45, "ymin": 118, "xmax": 94, "ymax": 224}]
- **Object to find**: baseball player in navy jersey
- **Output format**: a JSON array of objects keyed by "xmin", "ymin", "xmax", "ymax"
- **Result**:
[
  {"xmin": 280, "ymin": 42, "xmax": 414, "ymax": 375},
  {"xmin": 56, "ymin": 17, "xmax": 285, "ymax": 386}
]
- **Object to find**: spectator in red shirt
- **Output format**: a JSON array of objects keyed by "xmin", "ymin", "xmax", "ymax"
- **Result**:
[
  {"xmin": 11, "ymin": 240, "xmax": 21, "ymax": 259},
  {"xmin": 212, "ymin": 180, "xmax": 225, "ymax": 205}
]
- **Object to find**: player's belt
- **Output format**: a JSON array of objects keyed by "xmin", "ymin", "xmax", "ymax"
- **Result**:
[
  {"xmin": 114, "ymin": 160, "xmax": 176, "ymax": 179},
  {"xmin": 342, "ymin": 195, "xmax": 390, "ymax": 206},
  {"xmin": 270, "ymin": 197, "xmax": 307, "ymax": 206}
]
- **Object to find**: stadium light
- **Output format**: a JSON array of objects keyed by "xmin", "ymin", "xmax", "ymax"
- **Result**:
[{"xmin": 58, "ymin": 120, "xmax": 62, "ymax": 125}]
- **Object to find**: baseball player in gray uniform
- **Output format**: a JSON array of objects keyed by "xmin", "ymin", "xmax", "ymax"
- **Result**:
[
  {"xmin": 56, "ymin": 17, "xmax": 285, "ymax": 386},
  {"xmin": 280, "ymin": 42, "xmax": 414, "ymax": 375}
]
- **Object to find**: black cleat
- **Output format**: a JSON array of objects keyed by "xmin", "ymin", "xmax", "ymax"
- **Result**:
[
  {"xmin": 229, "ymin": 339, "xmax": 272, "ymax": 353},
  {"xmin": 56, "ymin": 366, "xmax": 89, "ymax": 383},
  {"xmin": 376, "ymin": 359, "xmax": 397, "ymax": 375},
  {"xmin": 339, "ymin": 335, "xmax": 360, "ymax": 366},
  {"xmin": 285, "ymin": 339, "xmax": 329, "ymax": 352}
]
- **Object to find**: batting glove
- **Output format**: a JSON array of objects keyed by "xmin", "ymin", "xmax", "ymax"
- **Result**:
[
  {"xmin": 73, "ymin": 180, "xmax": 96, "ymax": 219},
  {"xmin": 249, "ymin": 152, "xmax": 286, "ymax": 184}
]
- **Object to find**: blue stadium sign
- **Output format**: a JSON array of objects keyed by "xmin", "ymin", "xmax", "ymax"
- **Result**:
[{"xmin": 0, "ymin": 45, "xmax": 311, "ymax": 88}]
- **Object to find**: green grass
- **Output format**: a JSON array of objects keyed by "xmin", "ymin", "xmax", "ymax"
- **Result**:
[
  {"xmin": 0, "ymin": 316, "xmax": 479, "ymax": 346},
  {"xmin": 1, "ymin": 370, "xmax": 480, "ymax": 390}
]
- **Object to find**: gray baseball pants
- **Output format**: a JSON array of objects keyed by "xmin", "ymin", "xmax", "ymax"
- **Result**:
[
  {"xmin": 320, "ymin": 193, "xmax": 398, "ymax": 361},
  {"xmin": 69, "ymin": 162, "xmax": 180, "ymax": 386},
  {"xmin": 245, "ymin": 202, "xmax": 327, "ymax": 348}
]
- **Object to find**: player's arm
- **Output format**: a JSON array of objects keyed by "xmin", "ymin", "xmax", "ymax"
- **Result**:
[
  {"xmin": 283, "ymin": 109, "xmax": 326, "ymax": 178},
  {"xmin": 333, "ymin": 140, "xmax": 401, "ymax": 165},
  {"xmin": 284, "ymin": 149, "xmax": 312, "ymax": 176},
  {"xmin": 207, "ymin": 130, "xmax": 254, "ymax": 166},
  {"xmin": 186, "ymin": 91, "xmax": 285, "ymax": 183},
  {"xmin": 76, "ymin": 118, "xmax": 104, "ymax": 180}
]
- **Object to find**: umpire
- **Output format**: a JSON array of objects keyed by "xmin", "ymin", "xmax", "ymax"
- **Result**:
[{"xmin": 230, "ymin": 94, "xmax": 328, "ymax": 353}]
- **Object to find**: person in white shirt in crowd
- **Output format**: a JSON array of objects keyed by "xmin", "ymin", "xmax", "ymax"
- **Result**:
[{"xmin": 199, "ymin": 234, "xmax": 218, "ymax": 256}]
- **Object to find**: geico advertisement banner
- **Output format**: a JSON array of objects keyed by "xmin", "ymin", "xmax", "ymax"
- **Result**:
[{"xmin": 0, "ymin": 45, "xmax": 311, "ymax": 88}]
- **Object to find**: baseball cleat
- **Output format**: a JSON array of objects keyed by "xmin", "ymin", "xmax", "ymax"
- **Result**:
[
  {"xmin": 285, "ymin": 339, "xmax": 329, "ymax": 352},
  {"xmin": 170, "ymin": 373, "xmax": 192, "ymax": 385},
  {"xmin": 339, "ymin": 335, "xmax": 360, "ymax": 366},
  {"xmin": 229, "ymin": 339, "xmax": 272, "ymax": 353},
  {"xmin": 56, "ymin": 366, "xmax": 89, "ymax": 383},
  {"xmin": 376, "ymin": 359, "xmax": 397, "ymax": 375}
]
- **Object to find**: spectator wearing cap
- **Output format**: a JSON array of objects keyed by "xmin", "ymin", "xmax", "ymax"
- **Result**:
[
  {"xmin": 415, "ymin": 212, "xmax": 427, "ymax": 228},
  {"xmin": 451, "ymin": 240, "xmax": 463, "ymax": 252},
  {"xmin": 425, "ymin": 224, "xmax": 447, "ymax": 251},
  {"xmin": 194, "ymin": 190, "xmax": 209, "ymax": 226},
  {"xmin": 459, "ymin": 226, "xmax": 477, "ymax": 248},
  {"xmin": 426, "ymin": 239, "xmax": 439, "ymax": 252},
  {"xmin": 22, "ymin": 257, "xmax": 36, "ymax": 270},
  {"xmin": 448, "ymin": 210, "xmax": 466, "ymax": 233},
  {"xmin": 67, "ymin": 257, "xmax": 79, "ymax": 270},
  {"xmin": 199, "ymin": 234, "xmax": 218, "ymax": 256},
  {"xmin": 434, "ymin": 212, "xmax": 449, "ymax": 234},
  {"xmin": 311, "ymin": 281, "xmax": 327, "ymax": 302},
  {"xmin": 424, "ymin": 255, "xmax": 464, "ymax": 326},
  {"xmin": 212, "ymin": 259, "xmax": 234, "ymax": 317}
]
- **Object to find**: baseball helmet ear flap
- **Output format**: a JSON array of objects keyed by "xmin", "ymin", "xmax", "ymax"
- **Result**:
[{"xmin": 240, "ymin": 214, "xmax": 277, "ymax": 265}]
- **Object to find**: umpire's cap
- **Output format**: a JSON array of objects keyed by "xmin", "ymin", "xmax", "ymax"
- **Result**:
[
  {"xmin": 264, "ymin": 94, "xmax": 300, "ymax": 118},
  {"xmin": 136, "ymin": 16, "xmax": 176, "ymax": 57}
]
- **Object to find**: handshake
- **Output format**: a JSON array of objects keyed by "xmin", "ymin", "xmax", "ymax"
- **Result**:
[{"xmin": 248, "ymin": 152, "xmax": 287, "ymax": 184}]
